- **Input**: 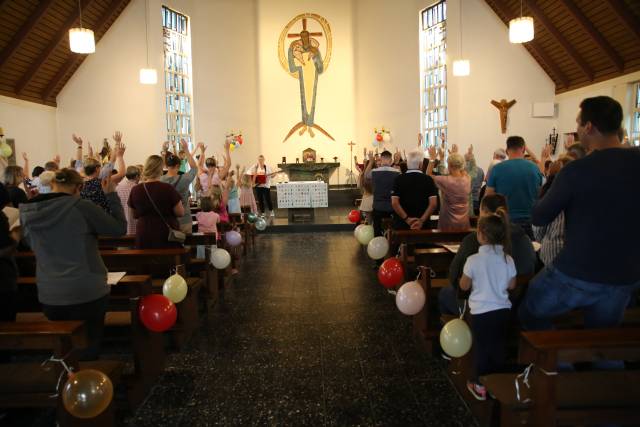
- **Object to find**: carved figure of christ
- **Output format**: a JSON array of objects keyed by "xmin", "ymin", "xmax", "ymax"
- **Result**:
[{"xmin": 491, "ymin": 99, "xmax": 517, "ymax": 134}]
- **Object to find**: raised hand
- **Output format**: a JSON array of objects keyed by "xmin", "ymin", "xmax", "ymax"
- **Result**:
[
  {"xmin": 72, "ymin": 134, "xmax": 83, "ymax": 146},
  {"xmin": 179, "ymin": 138, "xmax": 189, "ymax": 152},
  {"xmin": 88, "ymin": 142, "xmax": 94, "ymax": 157},
  {"xmin": 224, "ymin": 139, "xmax": 231, "ymax": 151},
  {"xmin": 162, "ymin": 141, "xmax": 170, "ymax": 151},
  {"xmin": 22, "ymin": 152, "xmax": 28, "ymax": 161},
  {"xmin": 53, "ymin": 154, "xmax": 61, "ymax": 165},
  {"xmin": 112, "ymin": 131, "xmax": 122, "ymax": 144},
  {"xmin": 437, "ymin": 147, "xmax": 445, "ymax": 160},
  {"xmin": 565, "ymin": 133, "xmax": 574, "ymax": 150},
  {"xmin": 116, "ymin": 142, "xmax": 126, "ymax": 157},
  {"xmin": 428, "ymin": 145, "xmax": 437, "ymax": 160},
  {"xmin": 449, "ymin": 144, "xmax": 459, "ymax": 154},
  {"xmin": 541, "ymin": 144, "xmax": 552, "ymax": 161},
  {"xmin": 417, "ymin": 133, "xmax": 423, "ymax": 147}
]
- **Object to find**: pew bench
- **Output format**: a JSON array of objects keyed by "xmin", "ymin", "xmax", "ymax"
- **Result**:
[
  {"xmin": 15, "ymin": 275, "xmax": 165, "ymax": 410},
  {"xmin": 0, "ymin": 321, "xmax": 123, "ymax": 426},
  {"xmin": 482, "ymin": 328, "xmax": 640, "ymax": 427}
]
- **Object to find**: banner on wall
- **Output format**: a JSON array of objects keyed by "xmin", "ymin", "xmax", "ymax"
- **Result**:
[{"xmin": 278, "ymin": 13, "xmax": 335, "ymax": 143}]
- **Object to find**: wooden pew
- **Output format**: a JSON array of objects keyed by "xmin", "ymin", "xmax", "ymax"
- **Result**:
[
  {"xmin": 15, "ymin": 275, "xmax": 164, "ymax": 410},
  {"xmin": 16, "ymin": 249, "xmax": 202, "ymax": 349},
  {"xmin": 0, "ymin": 321, "xmax": 123, "ymax": 426},
  {"xmin": 390, "ymin": 229, "xmax": 472, "ymax": 279},
  {"xmin": 482, "ymin": 328, "xmax": 640, "ymax": 427},
  {"xmin": 97, "ymin": 234, "xmax": 221, "ymax": 303}
]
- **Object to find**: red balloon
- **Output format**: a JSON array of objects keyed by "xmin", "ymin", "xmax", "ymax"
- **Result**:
[
  {"xmin": 376, "ymin": 133, "xmax": 383, "ymax": 142},
  {"xmin": 237, "ymin": 136, "xmax": 243, "ymax": 144},
  {"xmin": 378, "ymin": 258, "xmax": 405, "ymax": 288},
  {"xmin": 138, "ymin": 295, "xmax": 177, "ymax": 332},
  {"xmin": 347, "ymin": 210, "xmax": 361, "ymax": 223}
]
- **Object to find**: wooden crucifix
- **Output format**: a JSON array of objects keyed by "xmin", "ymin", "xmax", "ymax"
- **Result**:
[{"xmin": 491, "ymin": 99, "xmax": 516, "ymax": 134}]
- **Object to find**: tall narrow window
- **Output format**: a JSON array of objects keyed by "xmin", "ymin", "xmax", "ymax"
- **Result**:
[
  {"xmin": 419, "ymin": 1, "xmax": 447, "ymax": 149},
  {"xmin": 162, "ymin": 6, "xmax": 193, "ymax": 147},
  {"xmin": 631, "ymin": 82, "xmax": 640, "ymax": 147}
]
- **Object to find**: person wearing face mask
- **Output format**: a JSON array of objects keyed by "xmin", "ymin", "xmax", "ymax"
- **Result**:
[{"xmin": 20, "ymin": 168, "xmax": 127, "ymax": 360}]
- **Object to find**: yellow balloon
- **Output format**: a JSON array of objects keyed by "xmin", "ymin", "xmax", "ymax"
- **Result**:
[
  {"xmin": 439, "ymin": 318, "xmax": 472, "ymax": 358},
  {"xmin": 162, "ymin": 273, "xmax": 188, "ymax": 303},
  {"xmin": 0, "ymin": 143, "xmax": 12, "ymax": 158},
  {"xmin": 62, "ymin": 369, "xmax": 113, "ymax": 419}
]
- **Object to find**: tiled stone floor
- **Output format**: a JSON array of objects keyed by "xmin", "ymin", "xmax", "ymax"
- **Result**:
[
  {"xmin": 2, "ymin": 232, "xmax": 475, "ymax": 426},
  {"xmin": 125, "ymin": 232, "xmax": 475, "ymax": 426}
]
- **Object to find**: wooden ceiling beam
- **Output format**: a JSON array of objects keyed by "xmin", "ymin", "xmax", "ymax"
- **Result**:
[
  {"xmin": 14, "ymin": 0, "xmax": 97, "ymax": 95},
  {"xmin": 524, "ymin": 0, "xmax": 593, "ymax": 81},
  {"xmin": 486, "ymin": 0, "xmax": 569, "ymax": 89},
  {"xmin": 0, "ymin": 0, "xmax": 56, "ymax": 69},
  {"xmin": 559, "ymin": 0, "xmax": 624, "ymax": 72},
  {"xmin": 605, "ymin": 0, "xmax": 640, "ymax": 45},
  {"xmin": 42, "ymin": 0, "xmax": 129, "ymax": 102}
]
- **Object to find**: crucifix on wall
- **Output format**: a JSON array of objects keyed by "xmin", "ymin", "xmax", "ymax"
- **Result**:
[{"xmin": 491, "ymin": 99, "xmax": 516, "ymax": 134}]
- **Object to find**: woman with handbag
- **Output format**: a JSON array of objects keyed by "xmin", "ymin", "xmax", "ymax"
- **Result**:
[{"xmin": 128, "ymin": 155, "xmax": 185, "ymax": 248}]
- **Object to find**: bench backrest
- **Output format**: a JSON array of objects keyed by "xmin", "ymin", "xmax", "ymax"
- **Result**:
[{"xmin": 391, "ymin": 229, "xmax": 472, "ymax": 246}]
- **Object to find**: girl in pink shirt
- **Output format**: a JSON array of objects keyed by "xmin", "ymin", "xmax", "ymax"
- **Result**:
[{"xmin": 195, "ymin": 197, "xmax": 220, "ymax": 238}]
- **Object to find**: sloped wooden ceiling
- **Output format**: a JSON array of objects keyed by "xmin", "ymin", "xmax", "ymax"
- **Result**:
[
  {"xmin": 0, "ymin": 0, "xmax": 130, "ymax": 107},
  {"xmin": 485, "ymin": 0, "xmax": 640, "ymax": 94}
]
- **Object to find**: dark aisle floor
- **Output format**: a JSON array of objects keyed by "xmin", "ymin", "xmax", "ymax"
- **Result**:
[{"xmin": 126, "ymin": 232, "xmax": 475, "ymax": 427}]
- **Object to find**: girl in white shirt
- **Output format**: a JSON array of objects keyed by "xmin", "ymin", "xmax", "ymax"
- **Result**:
[{"xmin": 459, "ymin": 208, "xmax": 516, "ymax": 401}]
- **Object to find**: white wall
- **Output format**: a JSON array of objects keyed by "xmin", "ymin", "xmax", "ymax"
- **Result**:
[
  {"xmin": 0, "ymin": 95, "xmax": 57, "ymax": 170},
  {"xmin": 555, "ymin": 70, "xmax": 640, "ymax": 136},
  {"xmin": 447, "ymin": 0, "xmax": 557, "ymax": 170}
]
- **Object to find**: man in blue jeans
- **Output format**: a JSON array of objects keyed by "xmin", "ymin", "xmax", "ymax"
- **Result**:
[{"xmin": 519, "ymin": 96, "xmax": 640, "ymax": 330}]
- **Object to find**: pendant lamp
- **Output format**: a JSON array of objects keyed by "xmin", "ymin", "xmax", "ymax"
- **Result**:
[
  {"xmin": 452, "ymin": 0, "xmax": 470, "ymax": 76},
  {"xmin": 69, "ymin": 0, "xmax": 95, "ymax": 54},
  {"xmin": 509, "ymin": 0, "xmax": 534, "ymax": 43},
  {"xmin": 139, "ymin": 0, "xmax": 157, "ymax": 84}
]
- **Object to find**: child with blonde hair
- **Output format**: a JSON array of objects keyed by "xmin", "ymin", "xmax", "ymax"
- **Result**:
[{"xmin": 238, "ymin": 166, "xmax": 257, "ymax": 213}]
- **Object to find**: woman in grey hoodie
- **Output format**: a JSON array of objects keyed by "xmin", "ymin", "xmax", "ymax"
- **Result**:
[{"xmin": 20, "ymin": 168, "xmax": 127, "ymax": 360}]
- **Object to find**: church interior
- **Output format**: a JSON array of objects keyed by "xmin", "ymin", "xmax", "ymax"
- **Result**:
[{"xmin": 1, "ymin": 0, "xmax": 640, "ymax": 425}]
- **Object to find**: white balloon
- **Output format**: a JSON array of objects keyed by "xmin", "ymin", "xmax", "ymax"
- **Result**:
[
  {"xmin": 382, "ymin": 132, "xmax": 391, "ymax": 143},
  {"xmin": 210, "ymin": 248, "xmax": 231, "ymax": 269},
  {"xmin": 355, "ymin": 225, "xmax": 374, "ymax": 245},
  {"xmin": 354, "ymin": 224, "xmax": 364, "ymax": 238},
  {"xmin": 162, "ymin": 274, "xmax": 188, "ymax": 303},
  {"xmin": 395, "ymin": 281, "xmax": 426, "ymax": 315},
  {"xmin": 367, "ymin": 236, "xmax": 389, "ymax": 260},
  {"xmin": 440, "ymin": 318, "xmax": 473, "ymax": 358},
  {"xmin": 255, "ymin": 218, "xmax": 267, "ymax": 231}
]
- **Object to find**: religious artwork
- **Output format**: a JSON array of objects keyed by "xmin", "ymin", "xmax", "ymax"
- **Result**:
[
  {"xmin": 278, "ymin": 13, "xmax": 334, "ymax": 142},
  {"xmin": 490, "ymin": 99, "xmax": 516, "ymax": 134},
  {"xmin": 303, "ymin": 148, "xmax": 316, "ymax": 163}
]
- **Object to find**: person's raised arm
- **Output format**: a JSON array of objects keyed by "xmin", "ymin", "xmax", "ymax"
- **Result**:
[
  {"xmin": 161, "ymin": 141, "xmax": 170, "ymax": 158},
  {"xmin": 72, "ymin": 134, "xmax": 83, "ymax": 161},
  {"xmin": 218, "ymin": 140, "xmax": 231, "ymax": 179},
  {"xmin": 181, "ymin": 139, "xmax": 198, "ymax": 170},
  {"xmin": 197, "ymin": 143, "xmax": 206, "ymax": 174},
  {"xmin": 110, "ymin": 138, "xmax": 126, "ymax": 183},
  {"xmin": 426, "ymin": 146, "xmax": 437, "ymax": 176},
  {"xmin": 364, "ymin": 150, "xmax": 374, "ymax": 179},
  {"xmin": 22, "ymin": 153, "xmax": 30, "ymax": 179}
]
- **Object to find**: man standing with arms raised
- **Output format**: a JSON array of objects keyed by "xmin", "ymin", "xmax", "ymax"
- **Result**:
[{"xmin": 485, "ymin": 136, "xmax": 543, "ymax": 239}]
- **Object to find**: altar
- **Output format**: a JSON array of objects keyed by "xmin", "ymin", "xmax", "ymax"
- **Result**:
[{"xmin": 277, "ymin": 162, "xmax": 340, "ymax": 183}]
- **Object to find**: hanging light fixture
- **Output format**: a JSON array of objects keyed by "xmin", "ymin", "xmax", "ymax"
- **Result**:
[
  {"xmin": 509, "ymin": 0, "xmax": 534, "ymax": 43},
  {"xmin": 139, "ymin": 0, "xmax": 157, "ymax": 84},
  {"xmin": 452, "ymin": 0, "xmax": 470, "ymax": 76},
  {"xmin": 69, "ymin": 0, "xmax": 95, "ymax": 54}
]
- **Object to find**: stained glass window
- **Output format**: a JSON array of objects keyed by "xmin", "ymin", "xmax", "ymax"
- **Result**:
[
  {"xmin": 420, "ymin": 1, "xmax": 447, "ymax": 149},
  {"xmin": 162, "ymin": 6, "xmax": 193, "ymax": 147}
]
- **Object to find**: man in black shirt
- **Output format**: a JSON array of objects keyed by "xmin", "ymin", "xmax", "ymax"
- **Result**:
[
  {"xmin": 391, "ymin": 149, "xmax": 438, "ymax": 230},
  {"xmin": 366, "ymin": 150, "xmax": 400, "ymax": 237},
  {"xmin": 519, "ymin": 96, "xmax": 640, "ymax": 330}
]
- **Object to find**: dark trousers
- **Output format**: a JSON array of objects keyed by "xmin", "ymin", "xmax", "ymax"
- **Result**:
[
  {"xmin": 471, "ymin": 308, "xmax": 510, "ymax": 381},
  {"xmin": 512, "ymin": 219, "xmax": 534, "ymax": 241},
  {"xmin": 372, "ymin": 209, "xmax": 393, "ymax": 238},
  {"xmin": 255, "ymin": 187, "xmax": 273, "ymax": 214},
  {"xmin": 43, "ymin": 295, "xmax": 109, "ymax": 361}
]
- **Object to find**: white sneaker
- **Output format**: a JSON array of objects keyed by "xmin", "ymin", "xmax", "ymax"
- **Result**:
[{"xmin": 270, "ymin": 210, "xmax": 275, "ymax": 217}]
